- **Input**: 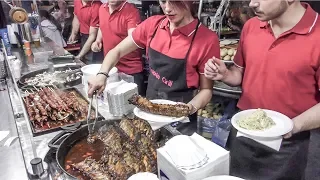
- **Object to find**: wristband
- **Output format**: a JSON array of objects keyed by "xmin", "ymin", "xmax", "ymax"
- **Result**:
[{"xmin": 97, "ymin": 72, "xmax": 109, "ymax": 78}]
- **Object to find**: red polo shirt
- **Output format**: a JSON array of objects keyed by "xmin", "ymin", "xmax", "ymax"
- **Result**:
[
  {"xmin": 99, "ymin": 2, "xmax": 143, "ymax": 74},
  {"xmin": 132, "ymin": 15, "xmax": 220, "ymax": 88},
  {"xmin": 74, "ymin": 0, "xmax": 101, "ymax": 34},
  {"xmin": 234, "ymin": 3, "xmax": 320, "ymax": 119}
]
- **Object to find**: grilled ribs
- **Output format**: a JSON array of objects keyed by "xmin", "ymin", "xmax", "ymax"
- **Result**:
[
  {"xmin": 128, "ymin": 94, "xmax": 190, "ymax": 117},
  {"xmin": 72, "ymin": 119, "xmax": 158, "ymax": 179},
  {"xmin": 71, "ymin": 157, "xmax": 112, "ymax": 180}
]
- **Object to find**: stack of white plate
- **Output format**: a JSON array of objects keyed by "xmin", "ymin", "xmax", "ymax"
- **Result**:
[
  {"xmin": 105, "ymin": 80, "xmax": 138, "ymax": 116},
  {"xmin": 164, "ymin": 135, "xmax": 209, "ymax": 170}
]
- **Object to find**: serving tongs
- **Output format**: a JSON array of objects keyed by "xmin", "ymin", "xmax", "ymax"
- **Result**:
[{"xmin": 86, "ymin": 91, "xmax": 99, "ymax": 143}]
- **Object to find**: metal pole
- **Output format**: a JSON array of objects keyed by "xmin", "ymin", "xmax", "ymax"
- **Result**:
[{"xmin": 198, "ymin": 0, "xmax": 204, "ymax": 19}]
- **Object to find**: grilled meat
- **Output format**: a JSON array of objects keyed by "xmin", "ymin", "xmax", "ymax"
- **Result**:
[
  {"xmin": 24, "ymin": 89, "xmax": 93, "ymax": 130},
  {"xmin": 71, "ymin": 157, "xmax": 112, "ymax": 180},
  {"xmin": 131, "ymin": 118, "xmax": 154, "ymax": 140},
  {"xmin": 119, "ymin": 119, "xmax": 137, "ymax": 141},
  {"xmin": 98, "ymin": 126, "xmax": 123, "ymax": 153},
  {"xmin": 68, "ymin": 119, "xmax": 159, "ymax": 179},
  {"xmin": 128, "ymin": 94, "xmax": 190, "ymax": 117}
]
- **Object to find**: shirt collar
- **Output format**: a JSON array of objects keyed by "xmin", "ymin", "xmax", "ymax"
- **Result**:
[
  {"xmin": 79, "ymin": 0, "xmax": 95, "ymax": 8},
  {"xmin": 103, "ymin": 1, "xmax": 127, "ymax": 12},
  {"xmin": 260, "ymin": 3, "xmax": 318, "ymax": 35},
  {"xmin": 159, "ymin": 18, "xmax": 200, "ymax": 37}
]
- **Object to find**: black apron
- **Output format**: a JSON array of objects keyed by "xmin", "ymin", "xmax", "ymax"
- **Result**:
[
  {"xmin": 146, "ymin": 19, "xmax": 200, "ymax": 121},
  {"xmin": 80, "ymin": 33, "xmax": 104, "ymax": 64},
  {"xmin": 229, "ymin": 126, "xmax": 310, "ymax": 180}
]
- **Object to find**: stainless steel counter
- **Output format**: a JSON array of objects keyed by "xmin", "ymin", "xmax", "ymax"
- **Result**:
[
  {"xmin": 0, "ymin": 84, "xmax": 28, "ymax": 180},
  {"xmin": 2, "ymin": 39, "xmax": 120, "ymax": 179}
]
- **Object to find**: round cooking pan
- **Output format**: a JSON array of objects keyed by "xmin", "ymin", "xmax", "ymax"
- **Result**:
[
  {"xmin": 18, "ymin": 65, "xmax": 82, "ymax": 90},
  {"xmin": 48, "ymin": 120, "xmax": 120, "ymax": 179},
  {"xmin": 48, "ymin": 119, "xmax": 177, "ymax": 179}
]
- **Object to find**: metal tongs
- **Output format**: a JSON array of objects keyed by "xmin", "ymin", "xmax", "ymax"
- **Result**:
[{"xmin": 86, "ymin": 91, "xmax": 98, "ymax": 135}]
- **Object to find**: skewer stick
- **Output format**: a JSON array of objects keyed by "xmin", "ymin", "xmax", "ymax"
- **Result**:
[{"xmin": 33, "ymin": 85, "xmax": 39, "ymax": 92}]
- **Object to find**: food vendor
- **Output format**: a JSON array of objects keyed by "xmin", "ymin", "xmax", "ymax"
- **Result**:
[
  {"xmin": 204, "ymin": 1, "xmax": 320, "ymax": 179},
  {"xmin": 69, "ymin": 0, "xmax": 102, "ymax": 63},
  {"xmin": 88, "ymin": 0, "xmax": 220, "ymax": 119},
  {"xmin": 91, "ymin": 0, "xmax": 145, "ymax": 95}
]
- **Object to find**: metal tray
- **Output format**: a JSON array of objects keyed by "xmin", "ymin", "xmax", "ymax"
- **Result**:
[
  {"xmin": 21, "ymin": 87, "xmax": 102, "ymax": 137},
  {"xmin": 18, "ymin": 65, "xmax": 82, "ymax": 90}
]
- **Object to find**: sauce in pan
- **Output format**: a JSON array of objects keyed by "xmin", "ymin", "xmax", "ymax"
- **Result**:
[{"xmin": 64, "ymin": 138, "xmax": 104, "ymax": 179}]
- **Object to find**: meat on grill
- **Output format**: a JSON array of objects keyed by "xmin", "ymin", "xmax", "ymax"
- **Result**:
[
  {"xmin": 128, "ymin": 94, "xmax": 190, "ymax": 117},
  {"xmin": 71, "ymin": 157, "xmax": 112, "ymax": 180},
  {"xmin": 23, "ymin": 88, "xmax": 94, "ymax": 130},
  {"xmin": 71, "ymin": 119, "xmax": 158, "ymax": 179}
]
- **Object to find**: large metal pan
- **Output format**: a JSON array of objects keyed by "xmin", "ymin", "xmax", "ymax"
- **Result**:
[
  {"xmin": 18, "ymin": 65, "xmax": 82, "ymax": 90},
  {"xmin": 48, "ymin": 119, "xmax": 180, "ymax": 179}
]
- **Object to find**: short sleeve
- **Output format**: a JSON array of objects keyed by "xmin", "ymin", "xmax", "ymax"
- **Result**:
[
  {"xmin": 131, "ymin": 17, "xmax": 153, "ymax": 49},
  {"xmin": 126, "ymin": 8, "xmax": 141, "ymax": 30},
  {"xmin": 90, "ymin": 3, "xmax": 101, "ymax": 28},
  {"xmin": 233, "ymin": 21, "xmax": 250, "ymax": 68},
  {"xmin": 197, "ymin": 33, "xmax": 220, "ymax": 74}
]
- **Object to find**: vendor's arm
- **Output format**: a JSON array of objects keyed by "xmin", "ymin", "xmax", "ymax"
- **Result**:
[
  {"xmin": 91, "ymin": 28, "xmax": 103, "ymax": 52},
  {"xmin": 88, "ymin": 36, "xmax": 139, "ymax": 96},
  {"xmin": 69, "ymin": 15, "xmax": 80, "ymax": 42},
  {"xmin": 87, "ymin": 16, "xmax": 154, "ymax": 97},
  {"xmin": 284, "ymin": 103, "xmax": 320, "ymax": 139},
  {"xmin": 204, "ymin": 23, "xmax": 249, "ymax": 86},
  {"xmin": 77, "ymin": 6, "xmax": 100, "ymax": 58},
  {"xmin": 77, "ymin": 26, "xmax": 99, "ymax": 58},
  {"xmin": 188, "ymin": 35, "xmax": 220, "ymax": 113},
  {"xmin": 285, "ymin": 69, "xmax": 320, "ymax": 138},
  {"xmin": 188, "ymin": 75, "xmax": 213, "ymax": 113}
]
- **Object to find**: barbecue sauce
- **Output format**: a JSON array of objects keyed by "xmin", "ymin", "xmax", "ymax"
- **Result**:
[{"xmin": 64, "ymin": 138, "xmax": 104, "ymax": 179}]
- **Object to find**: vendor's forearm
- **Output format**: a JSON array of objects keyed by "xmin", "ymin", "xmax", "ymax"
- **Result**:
[
  {"xmin": 293, "ymin": 103, "xmax": 320, "ymax": 133},
  {"xmin": 99, "ymin": 48, "xmax": 121, "ymax": 73},
  {"xmin": 78, "ymin": 34, "xmax": 96, "ymax": 58},
  {"xmin": 71, "ymin": 16, "xmax": 80, "ymax": 35},
  {"xmin": 96, "ymin": 29, "xmax": 103, "ymax": 43},
  {"xmin": 99, "ymin": 37, "xmax": 139, "ymax": 73},
  {"xmin": 222, "ymin": 66, "xmax": 243, "ymax": 86},
  {"xmin": 188, "ymin": 89, "xmax": 212, "ymax": 110}
]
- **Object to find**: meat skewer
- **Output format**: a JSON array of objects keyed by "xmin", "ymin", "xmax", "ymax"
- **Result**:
[{"xmin": 128, "ymin": 94, "xmax": 190, "ymax": 117}]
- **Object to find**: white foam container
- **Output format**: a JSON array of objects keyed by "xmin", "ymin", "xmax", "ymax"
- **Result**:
[{"xmin": 81, "ymin": 64, "xmax": 118, "ymax": 93}]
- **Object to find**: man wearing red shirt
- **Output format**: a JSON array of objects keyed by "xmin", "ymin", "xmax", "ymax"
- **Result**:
[
  {"xmin": 91, "ymin": 0, "xmax": 145, "ymax": 95},
  {"xmin": 205, "ymin": 1, "xmax": 320, "ymax": 179},
  {"xmin": 69, "ymin": 0, "xmax": 102, "ymax": 63}
]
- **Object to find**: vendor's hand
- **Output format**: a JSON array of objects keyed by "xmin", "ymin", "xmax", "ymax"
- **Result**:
[
  {"xmin": 88, "ymin": 74, "xmax": 107, "ymax": 97},
  {"xmin": 74, "ymin": 55, "xmax": 82, "ymax": 60},
  {"xmin": 204, "ymin": 57, "xmax": 228, "ymax": 81},
  {"xmin": 68, "ymin": 34, "xmax": 77, "ymax": 43},
  {"xmin": 283, "ymin": 118, "xmax": 302, "ymax": 139},
  {"xmin": 91, "ymin": 41, "xmax": 102, "ymax": 52}
]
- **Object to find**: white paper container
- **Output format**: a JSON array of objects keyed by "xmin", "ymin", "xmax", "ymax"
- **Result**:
[{"xmin": 157, "ymin": 133, "xmax": 230, "ymax": 180}]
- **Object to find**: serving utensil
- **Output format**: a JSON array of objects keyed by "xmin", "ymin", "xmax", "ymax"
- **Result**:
[{"xmin": 86, "ymin": 91, "xmax": 98, "ymax": 136}]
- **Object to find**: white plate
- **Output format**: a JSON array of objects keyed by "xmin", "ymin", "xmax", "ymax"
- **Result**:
[
  {"xmin": 203, "ymin": 175, "xmax": 244, "ymax": 180},
  {"xmin": 133, "ymin": 99, "xmax": 187, "ymax": 123},
  {"xmin": 231, "ymin": 109, "xmax": 293, "ymax": 138}
]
